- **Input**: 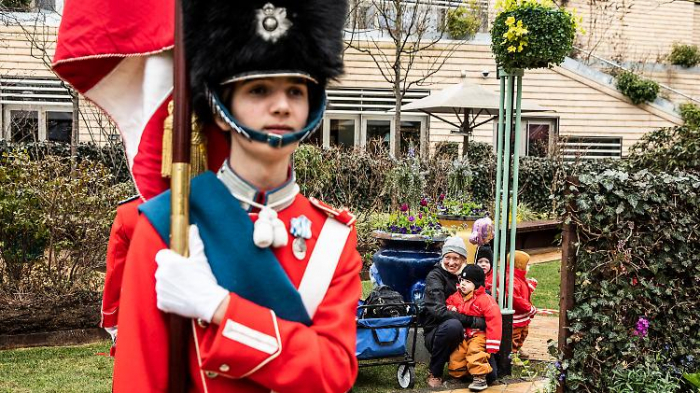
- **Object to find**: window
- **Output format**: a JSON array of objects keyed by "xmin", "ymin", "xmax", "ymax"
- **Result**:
[
  {"xmin": 33, "ymin": 0, "xmax": 55, "ymax": 11},
  {"xmin": 1, "ymin": 76, "xmax": 74, "ymax": 143},
  {"xmin": 329, "ymin": 118, "xmax": 357, "ymax": 148},
  {"xmin": 493, "ymin": 118, "xmax": 558, "ymax": 157},
  {"xmin": 9, "ymin": 110, "xmax": 38, "ymax": 143},
  {"xmin": 558, "ymin": 136, "xmax": 623, "ymax": 160},
  {"xmin": 46, "ymin": 111, "xmax": 72, "ymax": 142},
  {"xmin": 526, "ymin": 122, "xmax": 551, "ymax": 157}
]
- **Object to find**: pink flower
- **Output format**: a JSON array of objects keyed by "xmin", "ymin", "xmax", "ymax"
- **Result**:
[
  {"xmin": 439, "ymin": 193, "xmax": 446, "ymax": 201},
  {"xmin": 420, "ymin": 198, "xmax": 428, "ymax": 207},
  {"xmin": 400, "ymin": 203, "xmax": 409, "ymax": 212}
]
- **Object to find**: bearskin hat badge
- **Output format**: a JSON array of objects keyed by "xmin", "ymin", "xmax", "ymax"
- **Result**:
[{"xmin": 184, "ymin": 0, "xmax": 348, "ymax": 124}]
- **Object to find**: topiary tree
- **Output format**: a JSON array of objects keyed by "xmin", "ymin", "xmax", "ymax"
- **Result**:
[{"xmin": 490, "ymin": 0, "xmax": 579, "ymax": 72}]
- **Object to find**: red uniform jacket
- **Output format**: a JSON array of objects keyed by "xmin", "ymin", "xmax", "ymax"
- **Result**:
[
  {"xmin": 113, "ymin": 194, "xmax": 362, "ymax": 393},
  {"xmin": 100, "ymin": 197, "xmax": 142, "ymax": 328},
  {"xmin": 446, "ymin": 287, "xmax": 502, "ymax": 353},
  {"xmin": 511, "ymin": 269, "xmax": 537, "ymax": 327}
]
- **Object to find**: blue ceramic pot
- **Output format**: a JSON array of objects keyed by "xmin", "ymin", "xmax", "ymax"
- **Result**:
[{"xmin": 372, "ymin": 231, "xmax": 445, "ymax": 303}]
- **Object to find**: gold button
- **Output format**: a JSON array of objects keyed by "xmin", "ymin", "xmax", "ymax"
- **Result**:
[
  {"xmin": 197, "ymin": 319, "xmax": 209, "ymax": 328},
  {"xmin": 219, "ymin": 364, "xmax": 230, "ymax": 373},
  {"xmin": 205, "ymin": 371, "xmax": 218, "ymax": 379}
]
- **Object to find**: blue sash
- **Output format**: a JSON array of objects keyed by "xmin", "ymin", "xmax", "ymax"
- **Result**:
[{"xmin": 140, "ymin": 171, "xmax": 312, "ymax": 326}]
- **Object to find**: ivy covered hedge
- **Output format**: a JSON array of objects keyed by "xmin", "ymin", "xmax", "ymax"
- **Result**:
[{"xmin": 554, "ymin": 164, "xmax": 700, "ymax": 391}]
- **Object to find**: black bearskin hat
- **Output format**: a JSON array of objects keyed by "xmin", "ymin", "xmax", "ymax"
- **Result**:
[
  {"xmin": 184, "ymin": 0, "xmax": 348, "ymax": 123},
  {"xmin": 460, "ymin": 265, "xmax": 486, "ymax": 290}
]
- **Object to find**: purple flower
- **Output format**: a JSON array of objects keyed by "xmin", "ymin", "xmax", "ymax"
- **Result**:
[
  {"xmin": 400, "ymin": 203, "xmax": 409, "ymax": 212},
  {"xmin": 558, "ymin": 373, "xmax": 565, "ymax": 382},
  {"xmin": 418, "ymin": 213, "xmax": 423, "ymax": 219},
  {"xmin": 420, "ymin": 198, "xmax": 428, "ymax": 207},
  {"xmin": 634, "ymin": 317, "xmax": 649, "ymax": 337},
  {"xmin": 389, "ymin": 225, "xmax": 399, "ymax": 233},
  {"xmin": 408, "ymin": 216, "xmax": 415, "ymax": 222},
  {"xmin": 400, "ymin": 227, "xmax": 408, "ymax": 234}
]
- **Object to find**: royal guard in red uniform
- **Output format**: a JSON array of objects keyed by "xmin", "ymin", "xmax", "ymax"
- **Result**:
[
  {"xmin": 112, "ymin": 1, "xmax": 361, "ymax": 392},
  {"xmin": 100, "ymin": 195, "xmax": 142, "ymax": 356}
]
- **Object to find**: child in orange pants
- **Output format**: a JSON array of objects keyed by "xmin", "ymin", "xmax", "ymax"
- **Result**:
[{"xmin": 446, "ymin": 265, "xmax": 502, "ymax": 392}]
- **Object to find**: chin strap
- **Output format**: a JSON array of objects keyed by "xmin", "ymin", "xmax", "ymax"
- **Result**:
[{"xmin": 207, "ymin": 87, "xmax": 326, "ymax": 148}]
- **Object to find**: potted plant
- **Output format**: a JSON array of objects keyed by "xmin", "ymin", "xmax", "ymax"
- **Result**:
[
  {"xmin": 371, "ymin": 201, "xmax": 453, "ymax": 303},
  {"xmin": 490, "ymin": 0, "xmax": 580, "ymax": 73}
]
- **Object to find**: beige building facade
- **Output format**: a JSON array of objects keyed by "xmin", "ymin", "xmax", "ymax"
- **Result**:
[{"xmin": 0, "ymin": 0, "xmax": 692, "ymax": 159}]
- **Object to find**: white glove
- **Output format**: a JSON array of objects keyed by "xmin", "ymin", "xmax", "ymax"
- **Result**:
[
  {"xmin": 104, "ymin": 326, "xmax": 118, "ymax": 344},
  {"xmin": 155, "ymin": 225, "xmax": 229, "ymax": 323}
]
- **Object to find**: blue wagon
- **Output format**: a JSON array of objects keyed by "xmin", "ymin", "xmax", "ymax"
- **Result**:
[{"xmin": 355, "ymin": 302, "xmax": 419, "ymax": 389}]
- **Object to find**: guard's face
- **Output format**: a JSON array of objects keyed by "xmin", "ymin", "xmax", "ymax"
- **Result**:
[
  {"xmin": 476, "ymin": 258, "xmax": 491, "ymax": 274},
  {"xmin": 220, "ymin": 76, "xmax": 310, "ymax": 160},
  {"xmin": 230, "ymin": 76, "xmax": 309, "ymax": 134},
  {"xmin": 458, "ymin": 278, "xmax": 475, "ymax": 294},
  {"xmin": 443, "ymin": 252, "xmax": 465, "ymax": 275}
]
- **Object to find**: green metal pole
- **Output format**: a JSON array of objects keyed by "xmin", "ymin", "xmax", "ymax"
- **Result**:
[
  {"xmin": 492, "ymin": 73, "xmax": 506, "ymax": 295},
  {"xmin": 507, "ymin": 71, "xmax": 524, "ymax": 310},
  {"xmin": 498, "ymin": 73, "xmax": 514, "ymax": 310}
]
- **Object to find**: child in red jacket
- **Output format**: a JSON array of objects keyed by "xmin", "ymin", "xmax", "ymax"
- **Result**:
[
  {"xmin": 446, "ymin": 265, "xmax": 502, "ymax": 392},
  {"xmin": 509, "ymin": 251, "xmax": 538, "ymax": 359}
]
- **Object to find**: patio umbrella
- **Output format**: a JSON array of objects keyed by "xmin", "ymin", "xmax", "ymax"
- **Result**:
[{"xmin": 400, "ymin": 74, "xmax": 551, "ymax": 155}]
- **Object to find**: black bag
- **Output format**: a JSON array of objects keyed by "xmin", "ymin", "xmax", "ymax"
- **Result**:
[{"xmin": 361, "ymin": 285, "xmax": 408, "ymax": 319}]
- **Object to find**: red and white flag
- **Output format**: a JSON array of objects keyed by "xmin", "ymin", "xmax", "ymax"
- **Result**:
[{"xmin": 52, "ymin": 0, "xmax": 174, "ymax": 200}]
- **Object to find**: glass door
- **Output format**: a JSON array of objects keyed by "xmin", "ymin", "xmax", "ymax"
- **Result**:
[
  {"xmin": 322, "ymin": 114, "xmax": 360, "ymax": 148},
  {"xmin": 361, "ymin": 115, "xmax": 427, "ymax": 156}
]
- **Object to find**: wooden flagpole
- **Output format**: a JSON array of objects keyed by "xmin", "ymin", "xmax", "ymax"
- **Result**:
[{"xmin": 168, "ymin": 0, "xmax": 191, "ymax": 391}]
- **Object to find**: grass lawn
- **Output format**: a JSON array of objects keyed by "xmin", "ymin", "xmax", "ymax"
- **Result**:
[
  {"xmin": 2, "ymin": 266, "xmax": 557, "ymax": 392},
  {"xmin": 0, "ymin": 342, "xmax": 546, "ymax": 393},
  {"xmin": 0, "ymin": 341, "xmax": 113, "ymax": 393},
  {"xmin": 528, "ymin": 260, "xmax": 561, "ymax": 310}
]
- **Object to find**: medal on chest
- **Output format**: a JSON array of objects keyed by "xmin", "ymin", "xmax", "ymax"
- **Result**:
[{"xmin": 290, "ymin": 215, "xmax": 312, "ymax": 260}]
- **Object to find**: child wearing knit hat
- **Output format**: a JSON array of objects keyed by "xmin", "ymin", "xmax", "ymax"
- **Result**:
[
  {"xmin": 474, "ymin": 246, "xmax": 494, "ymax": 293},
  {"xmin": 445, "ymin": 265, "xmax": 502, "ymax": 392},
  {"xmin": 508, "ymin": 250, "xmax": 538, "ymax": 359}
]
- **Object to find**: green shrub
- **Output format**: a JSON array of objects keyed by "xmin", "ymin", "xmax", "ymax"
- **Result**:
[
  {"xmin": 627, "ymin": 126, "xmax": 700, "ymax": 172},
  {"xmin": 0, "ymin": 141, "xmax": 132, "ymax": 184},
  {"xmin": 679, "ymin": 102, "xmax": 700, "ymax": 128},
  {"xmin": 668, "ymin": 42, "xmax": 700, "ymax": 68},
  {"xmin": 0, "ymin": 0, "xmax": 32, "ymax": 10},
  {"xmin": 445, "ymin": 2, "xmax": 482, "ymax": 40},
  {"xmin": 490, "ymin": 0, "xmax": 577, "ymax": 72},
  {"xmin": 0, "ymin": 151, "xmax": 132, "ymax": 296},
  {"xmin": 608, "ymin": 363, "xmax": 682, "ymax": 393},
  {"xmin": 615, "ymin": 71, "xmax": 660, "ymax": 105}
]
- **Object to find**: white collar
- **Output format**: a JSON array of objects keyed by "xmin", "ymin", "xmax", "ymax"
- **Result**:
[{"xmin": 217, "ymin": 160, "xmax": 298, "ymax": 212}]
